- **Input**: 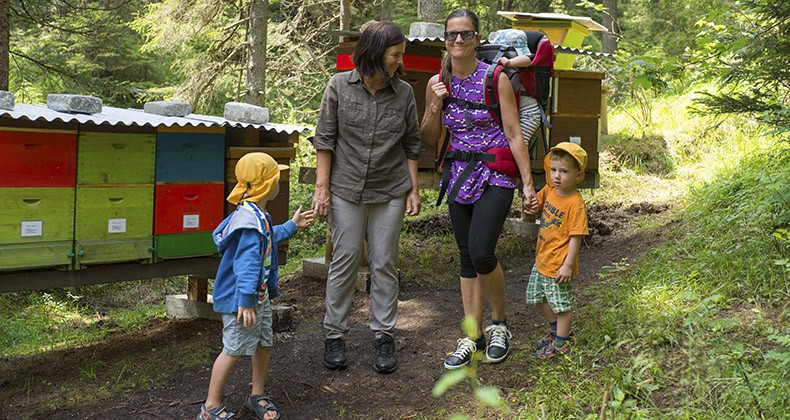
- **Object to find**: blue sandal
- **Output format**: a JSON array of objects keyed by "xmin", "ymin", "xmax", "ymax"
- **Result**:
[
  {"xmin": 246, "ymin": 394, "xmax": 281, "ymax": 420},
  {"xmin": 197, "ymin": 403, "xmax": 235, "ymax": 419}
]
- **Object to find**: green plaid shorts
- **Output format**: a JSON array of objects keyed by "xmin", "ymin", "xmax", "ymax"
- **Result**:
[{"xmin": 526, "ymin": 265, "xmax": 574, "ymax": 313}]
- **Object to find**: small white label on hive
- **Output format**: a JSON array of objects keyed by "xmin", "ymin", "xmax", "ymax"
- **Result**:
[
  {"xmin": 183, "ymin": 214, "xmax": 200, "ymax": 229},
  {"xmin": 108, "ymin": 218, "xmax": 127, "ymax": 233},
  {"xmin": 569, "ymin": 136, "xmax": 581, "ymax": 145},
  {"xmin": 21, "ymin": 220, "xmax": 43, "ymax": 237}
]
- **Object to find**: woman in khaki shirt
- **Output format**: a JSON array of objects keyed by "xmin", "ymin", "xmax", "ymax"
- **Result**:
[{"xmin": 311, "ymin": 21, "xmax": 422, "ymax": 374}]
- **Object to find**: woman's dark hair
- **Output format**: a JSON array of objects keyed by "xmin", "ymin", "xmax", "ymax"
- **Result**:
[
  {"xmin": 441, "ymin": 9, "xmax": 480, "ymax": 84},
  {"xmin": 352, "ymin": 21, "xmax": 407, "ymax": 80}
]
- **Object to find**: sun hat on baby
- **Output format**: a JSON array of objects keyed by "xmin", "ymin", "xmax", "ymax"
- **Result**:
[
  {"xmin": 488, "ymin": 29, "xmax": 531, "ymax": 57},
  {"xmin": 544, "ymin": 142, "xmax": 588, "ymax": 183},
  {"xmin": 226, "ymin": 152, "xmax": 289, "ymax": 205}
]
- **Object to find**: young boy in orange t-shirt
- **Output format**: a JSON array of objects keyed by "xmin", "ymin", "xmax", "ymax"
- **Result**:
[{"xmin": 524, "ymin": 142, "xmax": 589, "ymax": 359}]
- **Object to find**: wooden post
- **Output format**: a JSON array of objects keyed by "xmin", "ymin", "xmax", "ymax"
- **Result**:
[{"xmin": 187, "ymin": 275, "xmax": 208, "ymax": 302}]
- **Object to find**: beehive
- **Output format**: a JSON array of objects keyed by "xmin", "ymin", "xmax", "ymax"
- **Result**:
[
  {"xmin": 0, "ymin": 127, "xmax": 78, "ymax": 270},
  {"xmin": 153, "ymin": 127, "xmax": 225, "ymax": 261}
]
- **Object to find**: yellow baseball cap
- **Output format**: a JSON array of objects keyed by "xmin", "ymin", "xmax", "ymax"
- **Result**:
[
  {"xmin": 544, "ymin": 142, "xmax": 588, "ymax": 183},
  {"xmin": 226, "ymin": 152, "xmax": 289, "ymax": 205}
]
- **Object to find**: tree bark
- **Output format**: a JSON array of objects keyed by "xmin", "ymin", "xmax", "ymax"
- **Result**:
[
  {"xmin": 602, "ymin": 0, "xmax": 619, "ymax": 55},
  {"xmin": 418, "ymin": 0, "xmax": 444, "ymax": 22},
  {"xmin": 245, "ymin": 0, "xmax": 267, "ymax": 106},
  {"xmin": 0, "ymin": 0, "xmax": 9, "ymax": 90},
  {"xmin": 340, "ymin": 0, "xmax": 350, "ymax": 30},
  {"xmin": 380, "ymin": 0, "xmax": 392, "ymax": 21}
]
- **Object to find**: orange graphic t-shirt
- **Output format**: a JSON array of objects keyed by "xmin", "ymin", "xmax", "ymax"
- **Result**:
[{"xmin": 535, "ymin": 185, "xmax": 589, "ymax": 278}]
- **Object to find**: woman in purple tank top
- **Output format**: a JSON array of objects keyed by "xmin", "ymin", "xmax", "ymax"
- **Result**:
[{"xmin": 420, "ymin": 8, "xmax": 538, "ymax": 370}]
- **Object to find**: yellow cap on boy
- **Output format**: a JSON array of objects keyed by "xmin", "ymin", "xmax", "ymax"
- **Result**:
[{"xmin": 226, "ymin": 152, "xmax": 289, "ymax": 205}]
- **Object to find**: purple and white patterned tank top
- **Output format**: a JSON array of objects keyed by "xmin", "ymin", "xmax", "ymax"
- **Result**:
[{"xmin": 443, "ymin": 61, "xmax": 517, "ymax": 205}]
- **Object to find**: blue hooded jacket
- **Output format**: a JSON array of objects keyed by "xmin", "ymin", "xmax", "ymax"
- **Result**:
[{"xmin": 211, "ymin": 202, "xmax": 297, "ymax": 314}]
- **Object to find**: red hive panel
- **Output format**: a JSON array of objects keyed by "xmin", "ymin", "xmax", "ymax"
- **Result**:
[
  {"xmin": 0, "ymin": 130, "xmax": 78, "ymax": 187},
  {"xmin": 154, "ymin": 183, "xmax": 225, "ymax": 235}
]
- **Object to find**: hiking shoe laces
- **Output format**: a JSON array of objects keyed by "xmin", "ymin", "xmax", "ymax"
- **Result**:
[
  {"xmin": 484, "ymin": 324, "xmax": 512, "ymax": 363},
  {"xmin": 443, "ymin": 337, "xmax": 480, "ymax": 370}
]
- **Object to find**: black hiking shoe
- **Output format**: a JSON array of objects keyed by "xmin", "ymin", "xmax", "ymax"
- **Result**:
[
  {"xmin": 484, "ymin": 324, "xmax": 512, "ymax": 363},
  {"xmin": 373, "ymin": 334, "xmax": 397, "ymax": 373},
  {"xmin": 324, "ymin": 337, "xmax": 348, "ymax": 370},
  {"xmin": 443, "ymin": 336, "xmax": 485, "ymax": 370}
]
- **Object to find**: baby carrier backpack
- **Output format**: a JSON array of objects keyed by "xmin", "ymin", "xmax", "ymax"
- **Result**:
[{"xmin": 435, "ymin": 30, "xmax": 555, "ymax": 205}]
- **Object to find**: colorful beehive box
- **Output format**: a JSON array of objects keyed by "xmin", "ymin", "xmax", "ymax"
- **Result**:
[
  {"xmin": 155, "ymin": 131, "xmax": 225, "ymax": 182},
  {"xmin": 77, "ymin": 131, "xmax": 156, "ymax": 185},
  {"xmin": 0, "ymin": 187, "xmax": 75, "ymax": 270},
  {"xmin": 0, "ymin": 129, "xmax": 78, "ymax": 187},
  {"xmin": 545, "ymin": 70, "xmax": 603, "ymax": 188},
  {"xmin": 0, "ymin": 127, "xmax": 78, "ymax": 270},
  {"xmin": 74, "ymin": 129, "xmax": 156, "ymax": 268},
  {"xmin": 153, "ymin": 126, "xmax": 225, "ymax": 261},
  {"xmin": 153, "ymin": 183, "xmax": 224, "ymax": 260},
  {"xmin": 74, "ymin": 185, "xmax": 154, "ymax": 266}
]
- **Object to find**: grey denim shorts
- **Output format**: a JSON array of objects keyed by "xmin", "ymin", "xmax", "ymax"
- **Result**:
[{"xmin": 221, "ymin": 299, "xmax": 273, "ymax": 356}]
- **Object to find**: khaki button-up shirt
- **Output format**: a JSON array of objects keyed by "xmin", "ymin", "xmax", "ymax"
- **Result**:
[{"xmin": 313, "ymin": 70, "xmax": 422, "ymax": 203}]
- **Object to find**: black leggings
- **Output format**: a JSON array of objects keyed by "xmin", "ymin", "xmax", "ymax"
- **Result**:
[{"xmin": 448, "ymin": 185, "xmax": 514, "ymax": 278}]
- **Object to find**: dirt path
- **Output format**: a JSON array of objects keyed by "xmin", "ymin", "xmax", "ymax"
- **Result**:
[{"xmin": 1, "ymin": 204, "xmax": 675, "ymax": 420}]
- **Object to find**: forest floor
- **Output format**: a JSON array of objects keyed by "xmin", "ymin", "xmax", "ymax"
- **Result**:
[{"xmin": 1, "ymin": 202, "xmax": 675, "ymax": 420}]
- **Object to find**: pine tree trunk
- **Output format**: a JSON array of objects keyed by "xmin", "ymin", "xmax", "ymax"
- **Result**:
[
  {"xmin": 245, "ymin": 0, "xmax": 268, "ymax": 107},
  {"xmin": 602, "ymin": 0, "xmax": 619, "ymax": 55},
  {"xmin": 0, "ymin": 0, "xmax": 9, "ymax": 91},
  {"xmin": 340, "ymin": 0, "xmax": 350, "ymax": 31},
  {"xmin": 380, "ymin": 0, "xmax": 392, "ymax": 21},
  {"xmin": 418, "ymin": 0, "xmax": 444, "ymax": 22}
]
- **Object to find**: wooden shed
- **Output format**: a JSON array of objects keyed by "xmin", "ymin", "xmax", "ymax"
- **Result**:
[{"xmin": 0, "ymin": 102, "xmax": 307, "ymax": 292}]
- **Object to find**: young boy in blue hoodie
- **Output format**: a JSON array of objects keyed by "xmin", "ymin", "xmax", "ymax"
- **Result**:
[{"xmin": 197, "ymin": 152, "xmax": 314, "ymax": 420}]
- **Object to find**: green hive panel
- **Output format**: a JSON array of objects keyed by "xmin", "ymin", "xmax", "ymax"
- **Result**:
[
  {"xmin": 0, "ymin": 187, "xmax": 75, "ymax": 244},
  {"xmin": 77, "ymin": 132, "xmax": 156, "ymax": 185},
  {"xmin": 0, "ymin": 241, "xmax": 73, "ymax": 271},
  {"xmin": 74, "ymin": 238, "xmax": 153, "ymax": 267},
  {"xmin": 154, "ymin": 232, "xmax": 218, "ymax": 261},
  {"xmin": 74, "ymin": 186, "xmax": 153, "ymax": 240}
]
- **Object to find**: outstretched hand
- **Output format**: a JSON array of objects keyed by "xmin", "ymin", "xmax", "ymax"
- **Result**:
[{"xmin": 291, "ymin": 205, "xmax": 315, "ymax": 229}]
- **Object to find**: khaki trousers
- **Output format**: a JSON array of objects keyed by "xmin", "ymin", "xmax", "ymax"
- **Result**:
[{"xmin": 323, "ymin": 193, "xmax": 405, "ymax": 339}]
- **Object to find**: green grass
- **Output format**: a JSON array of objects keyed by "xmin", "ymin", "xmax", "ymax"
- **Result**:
[
  {"xmin": 498, "ymin": 89, "xmax": 788, "ymax": 418},
  {"xmin": 0, "ymin": 278, "xmax": 186, "ymax": 357}
]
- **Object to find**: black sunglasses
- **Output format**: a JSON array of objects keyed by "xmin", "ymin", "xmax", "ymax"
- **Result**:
[{"xmin": 444, "ymin": 30, "xmax": 478, "ymax": 41}]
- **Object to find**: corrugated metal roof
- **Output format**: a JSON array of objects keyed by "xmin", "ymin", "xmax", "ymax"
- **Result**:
[
  {"xmin": 555, "ymin": 46, "xmax": 613, "ymax": 58},
  {"xmin": 0, "ymin": 103, "xmax": 310, "ymax": 134},
  {"xmin": 408, "ymin": 36, "xmax": 444, "ymax": 44}
]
